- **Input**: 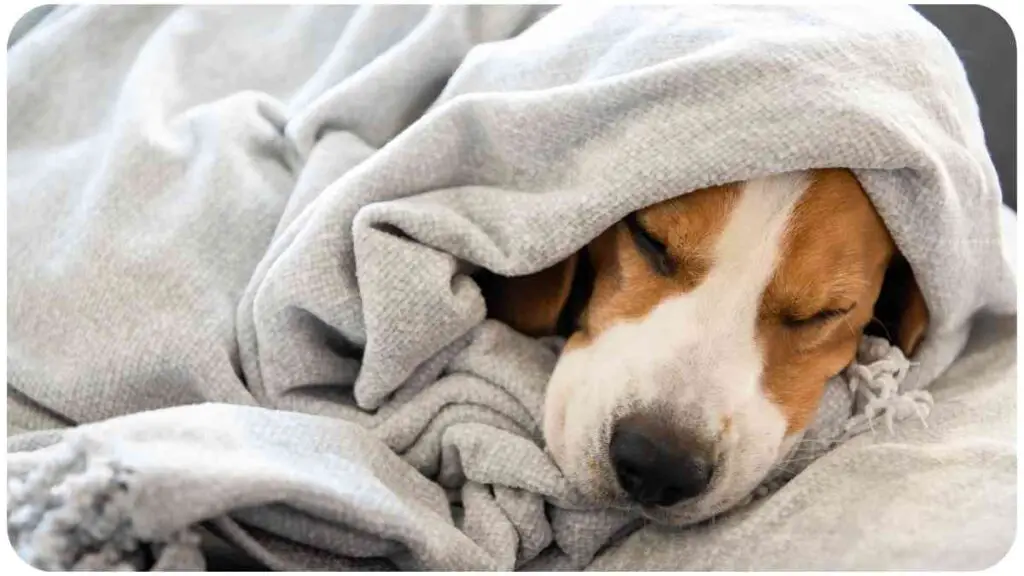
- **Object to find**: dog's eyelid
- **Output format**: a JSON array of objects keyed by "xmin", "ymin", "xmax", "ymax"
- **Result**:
[
  {"xmin": 625, "ymin": 213, "xmax": 665, "ymax": 248},
  {"xmin": 625, "ymin": 212, "xmax": 677, "ymax": 276},
  {"xmin": 781, "ymin": 303, "xmax": 856, "ymax": 328}
]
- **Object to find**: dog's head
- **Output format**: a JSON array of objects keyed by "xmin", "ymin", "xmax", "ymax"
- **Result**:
[{"xmin": 483, "ymin": 169, "xmax": 928, "ymax": 524}]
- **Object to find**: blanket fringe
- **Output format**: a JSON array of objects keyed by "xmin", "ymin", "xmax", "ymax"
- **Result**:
[
  {"xmin": 842, "ymin": 337, "xmax": 933, "ymax": 439},
  {"xmin": 6, "ymin": 437, "xmax": 204, "ymax": 571}
]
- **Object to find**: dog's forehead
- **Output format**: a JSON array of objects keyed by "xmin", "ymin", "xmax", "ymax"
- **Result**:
[
  {"xmin": 580, "ymin": 171, "xmax": 850, "ymax": 346},
  {"xmin": 642, "ymin": 170, "xmax": 884, "ymax": 290},
  {"xmin": 640, "ymin": 182, "xmax": 742, "ymax": 248},
  {"xmin": 642, "ymin": 173, "xmax": 811, "ymax": 282}
]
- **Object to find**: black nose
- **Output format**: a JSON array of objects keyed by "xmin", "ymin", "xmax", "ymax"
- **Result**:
[{"xmin": 610, "ymin": 422, "xmax": 714, "ymax": 507}]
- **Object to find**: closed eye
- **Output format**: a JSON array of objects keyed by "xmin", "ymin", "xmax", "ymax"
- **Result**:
[
  {"xmin": 625, "ymin": 212, "xmax": 676, "ymax": 276},
  {"xmin": 781, "ymin": 305, "xmax": 855, "ymax": 329}
]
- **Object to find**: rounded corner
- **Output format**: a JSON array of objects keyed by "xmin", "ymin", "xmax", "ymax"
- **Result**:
[
  {"xmin": 2, "ymin": 529, "xmax": 44, "ymax": 573},
  {"xmin": 970, "ymin": 2, "xmax": 1019, "ymax": 52},
  {"xmin": 976, "ymin": 515, "xmax": 1019, "ymax": 571},
  {"xmin": 7, "ymin": 4, "xmax": 55, "ymax": 49}
]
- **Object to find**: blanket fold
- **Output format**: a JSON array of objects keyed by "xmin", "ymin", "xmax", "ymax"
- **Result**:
[{"xmin": 7, "ymin": 4, "xmax": 1015, "ymax": 571}]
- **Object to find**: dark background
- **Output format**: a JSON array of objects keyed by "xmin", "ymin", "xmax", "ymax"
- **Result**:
[{"xmin": 915, "ymin": 4, "xmax": 1016, "ymax": 210}]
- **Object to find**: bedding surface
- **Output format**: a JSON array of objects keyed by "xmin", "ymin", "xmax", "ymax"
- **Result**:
[{"xmin": 6, "ymin": 5, "xmax": 1016, "ymax": 570}]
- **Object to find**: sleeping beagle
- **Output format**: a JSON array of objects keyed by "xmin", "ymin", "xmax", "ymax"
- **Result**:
[{"xmin": 480, "ymin": 168, "xmax": 929, "ymax": 525}]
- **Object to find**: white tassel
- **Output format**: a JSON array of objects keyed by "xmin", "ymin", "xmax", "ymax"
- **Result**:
[{"xmin": 842, "ymin": 336, "xmax": 932, "ymax": 439}]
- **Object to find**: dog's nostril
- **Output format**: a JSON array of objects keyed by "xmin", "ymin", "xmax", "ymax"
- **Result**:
[
  {"xmin": 616, "ymin": 463, "xmax": 644, "ymax": 494},
  {"xmin": 610, "ymin": 423, "xmax": 714, "ymax": 507}
]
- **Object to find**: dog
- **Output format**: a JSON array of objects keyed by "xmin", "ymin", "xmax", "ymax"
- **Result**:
[{"xmin": 480, "ymin": 168, "xmax": 929, "ymax": 525}]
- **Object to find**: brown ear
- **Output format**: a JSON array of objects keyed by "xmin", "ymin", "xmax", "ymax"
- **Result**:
[
  {"xmin": 868, "ymin": 253, "xmax": 930, "ymax": 357},
  {"xmin": 479, "ymin": 254, "xmax": 582, "ymax": 338},
  {"xmin": 897, "ymin": 273, "xmax": 929, "ymax": 356}
]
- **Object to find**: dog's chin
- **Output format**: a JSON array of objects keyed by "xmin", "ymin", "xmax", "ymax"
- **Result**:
[
  {"xmin": 566, "ymin": 457, "xmax": 778, "ymax": 528},
  {"xmin": 635, "ymin": 472, "xmax": 771, "ymax": 527}
]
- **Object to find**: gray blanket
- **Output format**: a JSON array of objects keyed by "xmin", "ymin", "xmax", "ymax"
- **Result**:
[{"xmin": 6, "ymin": 4, "xmax": 1016, "ymax": 571}]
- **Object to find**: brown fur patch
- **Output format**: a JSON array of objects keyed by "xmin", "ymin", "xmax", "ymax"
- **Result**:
[
  {"xmin": 896, "ymin": 276, "xmax": 929, "ymax": 355},
  {"xmin": 757, "ymin": 169, "xmax": 897, "ymax": 434},
  {"xmin": 577, "ymin": 183, "xmax": 742, "ymax": 340},
  {"xmin": 483, "ymin": 255, "xmax": 578, "ymax": 338}
]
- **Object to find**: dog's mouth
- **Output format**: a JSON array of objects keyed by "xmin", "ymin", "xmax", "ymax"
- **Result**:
[
  {"xmin": 552, "ymin": 456, "xmax": 774, "ymax": 528},
  {"xmin": 572, "ymin": 438, "xmax": 726, "ymax": 523}
]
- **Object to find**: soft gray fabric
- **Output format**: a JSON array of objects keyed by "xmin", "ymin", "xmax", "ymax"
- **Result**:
[{"xmin": 6, "ymin": 4, "xmax": 1016, "ymax": 571}]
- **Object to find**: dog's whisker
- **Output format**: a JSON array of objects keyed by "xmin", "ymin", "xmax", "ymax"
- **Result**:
[
  {"xmin": 841, "ymin": 314, "xmax": 858, "ymax": 338},
  {"xmin": 782, "ymin": 440, "xmax": 831, "ymax": 455},
  {"xmin": 776, "ymin": 455, "xmax": 827, "ymax": 465},
  {"xmin": 791, "ymin": 438, "xmax": 831, "ymax": 447},
  {"xmin": 868, "ymin": 316, "xmax": 893, "ymax": 342}
]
